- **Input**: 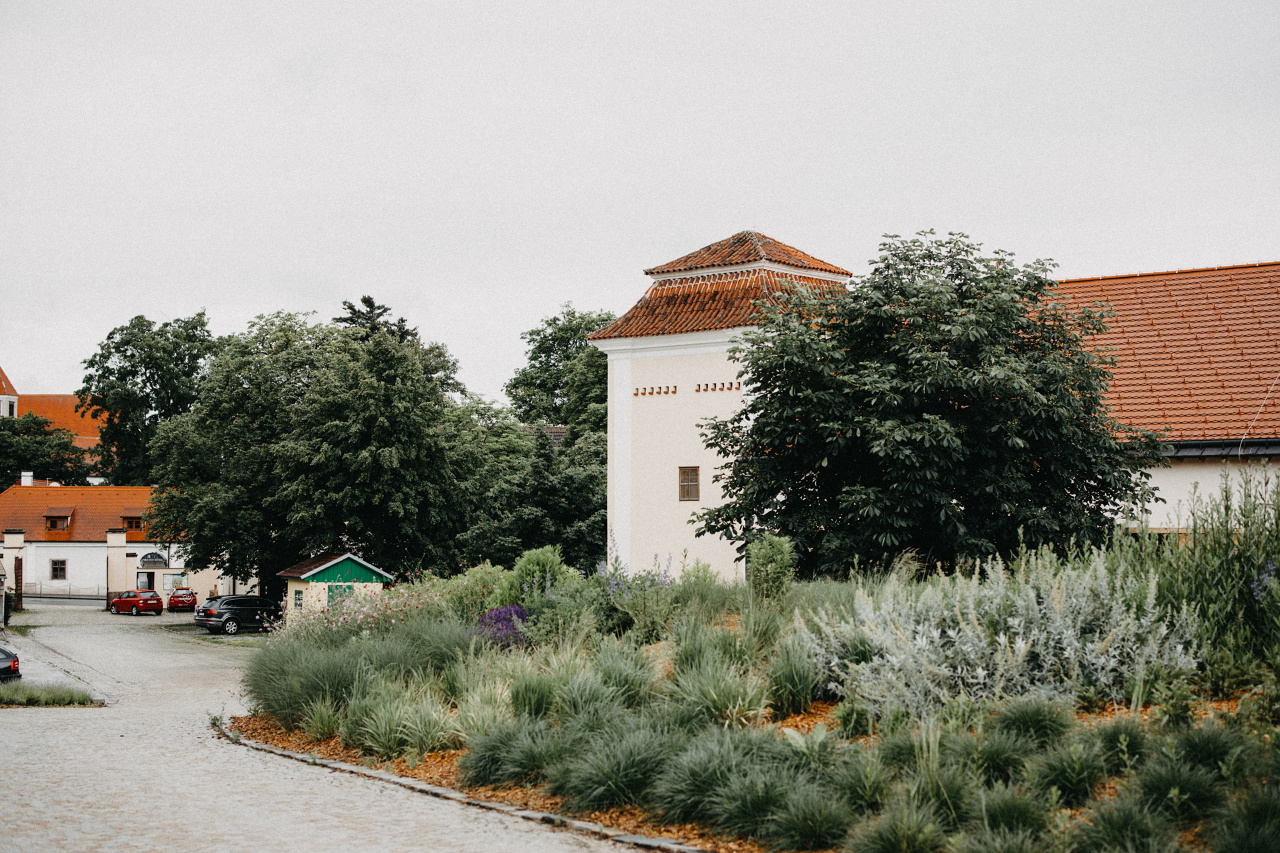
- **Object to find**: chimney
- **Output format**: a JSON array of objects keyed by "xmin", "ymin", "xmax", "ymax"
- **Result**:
[
  {"xmin": 20, "ymin": 471, "xmax": 33, "ymax": 487},
  {"xmin": 106, "ymin": 529, "xmax": 127, "ymax": 594}
]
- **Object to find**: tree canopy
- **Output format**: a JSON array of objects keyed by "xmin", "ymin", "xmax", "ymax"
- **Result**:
[
  {"xmin": 0, "ymin": 414, "xmax": 91, "ymax": 487},
  {"xmin": 148, "ymin": 312, "xmax": 467, "ymax": 587},
  {"xmin": 697, "ymin": 232, "xmax": 1166, "ymax": 576},
  {"xmin": 76, "ymin": 312, "xmax": 219, "ymax": 485},
  {"xmin": 504, "ymin": 304, "xmax": 614, "ymax": 428}
]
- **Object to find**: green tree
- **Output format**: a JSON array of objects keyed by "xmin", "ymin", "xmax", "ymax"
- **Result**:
[
  {"xmin": 0, "ymin": 414, "xmax": 91, "ymax": 487},
  {"xmin": 504, "ymin": 304, "xmax": 614, "ymax": 428},
  {"xmin": 148, "ymin": 313, "xmax": 467, "ymax": 588},
  {"xmin": 76, "ymin": 312, "xmax": 218, "ymax": 485},
  {"xmin": 456, "ymin": 427, "xmax": 607, "ymax": 574},
  {"xmin": 334, "ymin": 295, "xmax": 461, "ymax": 392},
  {"xmin": 697, "ymin": 232, "xmax": 1166, "ymax": 576}
]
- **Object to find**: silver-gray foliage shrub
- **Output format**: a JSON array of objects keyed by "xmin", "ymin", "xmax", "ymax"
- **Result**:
[{"xmin": 799, "ymin": 549, "xmax": 1198, "ymax": 721}]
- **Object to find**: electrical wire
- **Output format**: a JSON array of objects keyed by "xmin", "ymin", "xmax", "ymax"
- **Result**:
[{"xmin": 1239, "ymin": 368, "xmax": 1280, "ymax": 458}]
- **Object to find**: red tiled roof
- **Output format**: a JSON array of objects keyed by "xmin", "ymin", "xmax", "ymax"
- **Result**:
[
  {"xmin": 276, "ymin": 552, "xmax": 348, "ymax": 579},
  {"xmin": 0, "ymin": 484, "xmax": 155, "ymax": 542},
  {"xmin": 0, "ymin": 365, "xmax": 15, "ymax": 397},
  {"xmin": 590, "ymin": 268, "xmax": 843, "ymax": 341},
  {"xmin": 644, "ymin": 231, "xmax": 851, "ymax": 276},
  {"xmin": 1058, "ymin": 261, "xmax": 1280, "ymax": 442},
  {"xmin": 21, "ymin": 394, "xmax": 100, "ymax": 449}
]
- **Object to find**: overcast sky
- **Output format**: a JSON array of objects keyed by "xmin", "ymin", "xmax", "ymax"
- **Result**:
[{"xmin": 3, "ymin": 1, "xmax": 1277, "ymax": 402}]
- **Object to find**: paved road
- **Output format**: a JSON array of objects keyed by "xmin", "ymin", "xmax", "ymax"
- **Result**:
[{"xmin": 0, "ymin": 603, "xmax": 614, "ymax": 853}]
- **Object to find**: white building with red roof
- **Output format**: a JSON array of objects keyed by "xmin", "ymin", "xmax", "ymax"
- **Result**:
[
  {"xmin": 592, "ymin": 232, "xmax": 1280, "ymax": 575},
  {"xmin": 0, "ymin": 478, "xmax": 222, "ymax": 602},
  {"xmin": 588, "ymin": 231, "xmax": 851, "ymax": 577},
  {"xmin": 0, "ymin": 367, "xmax": 100, "ymax": 450}
]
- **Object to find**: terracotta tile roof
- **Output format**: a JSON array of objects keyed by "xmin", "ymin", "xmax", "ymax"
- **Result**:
[
  {"xmin": 0, "ymin": 484, "xmax": 155, "ymax": 542},
  {"xmin": 20, "ymin": 394, "xmax": 100, "ymax": 449},
  {"xmin": 1058, "ymin": 261, "xmax": 1280, "ymax": 443},
  {"xmin": 0, "ymin": 365, "xmax": 15, "ymax": 397},
  {"xmin": 590, "ymin": 268, "xmax": 844, "ymax": 341},
  {"xmin": 644, "ymin": 231, "xmax": 851, "ymax": 277},
  {"xmin": 276, "ymin": 552, "xmax": 348, "ymax": 579}
]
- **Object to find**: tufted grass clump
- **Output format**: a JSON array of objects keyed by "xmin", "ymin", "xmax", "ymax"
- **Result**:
[
  {"xmin": 459, "ymin": 716, "xmax": 562, "ymax": 787},
  {"xmin": 1175, "ymin": 719, "xmax": 1250, "ymax": 780},
  {"xmin": 1210, "ymin": 784, "xmax": 1280, "ymax": 852},
  {"xmin": 767, "ymin": 783, "xmax": 855, "ymax": 851},
  {"xmin": 0, "ymin": 682, "xmax": 96, "ymax": 707},
  {"xmin": 827, "ymin": 750, "xmax": 891, "ymax": 814},
  {"xmin": 510, "ymin": 670, "xmax": 557, "ymax": 719},
  {"xmin": 401, "ymin": 694, "xmax": 459, "ymax": 754},
  {"xmin": 990, "ymin": 698, "xmax": 1074, "ymax": 749},
  {"xmin": 668, "ymin": 662, "xmax": 766, "ymax": 728},
  {"xmin": 846, "ymin": 803, "xmax": 946, "ymax": 853},
  {"xmin": 298, "ymin": 696, "xmax": 342, "ymax": 742},
  {"xmin": 971, "ymin": 783, "xmax": 1049, "ymax": 837},
  {"xmin": 547, "ymin": 723, "xmax": 681, "ymax": 812},
  {"xmin": 244, "ymin": 640, "xmax": 361, "ymax": 727},
  {"xmin": 969, "ymin": 730, "xmax": 1036, "ymax": 786},
  {"xmin": 592, "ymin": 638, "xmax": 656, "ymax": 709},
  {"xmin": 1073, "ymin": 797, "xmax": 1175, "ymax": 853},
  {"xmin": 907, "ymin": 763, "xmax": 974, "ymax": 832},
  {"xmin": 956, "ymin": 829, "xmax": 1039, "ymax": 853},
  {"xmin": 1135, "ymin": 754, "xmax": 1225, "ymax": 822},
  {"xmin": 707, "ymin": 762, "xmax": 796, "ymax": 839},
  {"xmin": 671, "ymin": 618, "xmax": 749, "ymax": 675},
  {"xmin": 767, "ymin": 635, "xmax": 820, "ymax": 719},
  {"xmin": 834, "ymin": 700, "xmax": 873, "ymax": 737},
  {"xmin": 1093, "ymin": 715, "xmax": 1149, "ymax": 774},
  {"xmin": 1029, "ymin": 740, "xmax": 1106, "ymax": 807},
  {"xmin": 650, "ymin": 727, "xmax": 749, "ymax": 824}
]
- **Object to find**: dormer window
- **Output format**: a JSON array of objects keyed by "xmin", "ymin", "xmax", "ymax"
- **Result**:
[
  {"xmin": 44, "ymin": 506, "xmax": 73, "ymax": 531},
  {"xmin": 123, "ymin": 517, "xmax": 143, "ymax": 531}
]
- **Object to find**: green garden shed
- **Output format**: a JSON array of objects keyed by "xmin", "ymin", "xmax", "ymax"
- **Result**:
[{"xmin": 276, "ymin": 552, "xmax": 392, "ymax": 614}]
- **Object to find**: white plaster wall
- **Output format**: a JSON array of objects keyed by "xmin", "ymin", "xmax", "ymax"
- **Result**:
[
  {"xmin": 20, "ymin": 541, "xmax": 192, "ymax": 594},
  {"xmin": 1143, "ymin": 457, "xmax": 1272, "ymax": 529},
  {"xmin": 598, "ymin": 330, "xmax": 747, "ymax": 580}
]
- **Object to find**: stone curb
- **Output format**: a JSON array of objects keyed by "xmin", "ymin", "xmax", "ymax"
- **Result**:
[{"xmin": 221, "ymin": 730, "xmax": 704, "ymax": 853}]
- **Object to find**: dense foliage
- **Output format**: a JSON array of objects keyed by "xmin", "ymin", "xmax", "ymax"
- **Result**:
[
  {"xmin": 502, "ymin": 304, "xmax": 614, "ymax": 430},
  {"xmin": 0, "ymin": 413, "xmax": 90, "ymax": 486},
  {"xmin": 75, "ymin": 311, "xmax": 219, "ymax": 485},
  {"xmin": 148, "ymin": 312, "xmax": 467, "ymax": 586},
  {"xmin": 243, "ymin": 529, "xmax": 1280, "ymax": 853},
  {"xmin": 698, "ymin": 232, "xmax": 1166, "ymax": 575}
]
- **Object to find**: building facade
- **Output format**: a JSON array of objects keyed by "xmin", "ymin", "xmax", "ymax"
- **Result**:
[{"xmin": 593, "ymin": 233, "xmax": 1280, "ymax": 575}]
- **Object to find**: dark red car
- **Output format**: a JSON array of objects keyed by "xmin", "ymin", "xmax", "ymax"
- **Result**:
[
  {"xmin": 167, "ymin": 587, "xmax": 198, "ymax": 612},
  {"xmin": 109, "ymin": 590, "xmax": 164, "ymax": 616}
]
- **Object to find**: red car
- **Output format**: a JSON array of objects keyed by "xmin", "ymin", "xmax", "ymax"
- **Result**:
[
  {"xmin": 109, "ymin": 590, "xmax": 164, "ymax": 616},
  {"xmin": 167, "ymin": 587, "xmax": 198, "ymax": 612}
]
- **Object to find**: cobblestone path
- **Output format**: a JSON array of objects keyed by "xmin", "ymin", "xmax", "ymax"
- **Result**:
[{"xmin": 0, "ymin": 603, "xmax": 614, "ymax": 853}]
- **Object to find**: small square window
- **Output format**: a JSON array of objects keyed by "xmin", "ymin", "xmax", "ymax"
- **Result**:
[
  {"xmin": 123, "ymin": 517, "xmax": 143, "ymax": 531},
  {"xmin": 51, "ymin": 559, "xmax": 67, "ymax": 580},
  {"xmin": 679, "ymin": 467, "xmax": 700, "ymax": 501},
  {"xmin": 46, "ymin": 517, "xmax": 68, "ymax": 531}
]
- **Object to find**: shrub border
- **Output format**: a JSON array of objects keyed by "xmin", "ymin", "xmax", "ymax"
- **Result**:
[{"xmin": 215, "ymin": 726, "xmax": 705, "ymax": 853}]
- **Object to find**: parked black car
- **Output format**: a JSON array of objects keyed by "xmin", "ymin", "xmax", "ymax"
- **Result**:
[
  {"xmin": 1, "ymin": 644, "xmax": 19, "ymax": 683},
  {"xmin": 194, "ymin": 595, "xmax": 282, "ymax": 635}
]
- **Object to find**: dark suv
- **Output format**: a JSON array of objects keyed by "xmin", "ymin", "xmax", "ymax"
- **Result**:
[{"xmin": 194, "ymin": 595, "xmax": 283, "ymax": 635}]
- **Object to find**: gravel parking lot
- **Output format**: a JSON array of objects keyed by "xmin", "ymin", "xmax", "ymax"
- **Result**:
[{"xmin": 0, "ymin": 603, "xmax": 614, "ymax": 853}]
